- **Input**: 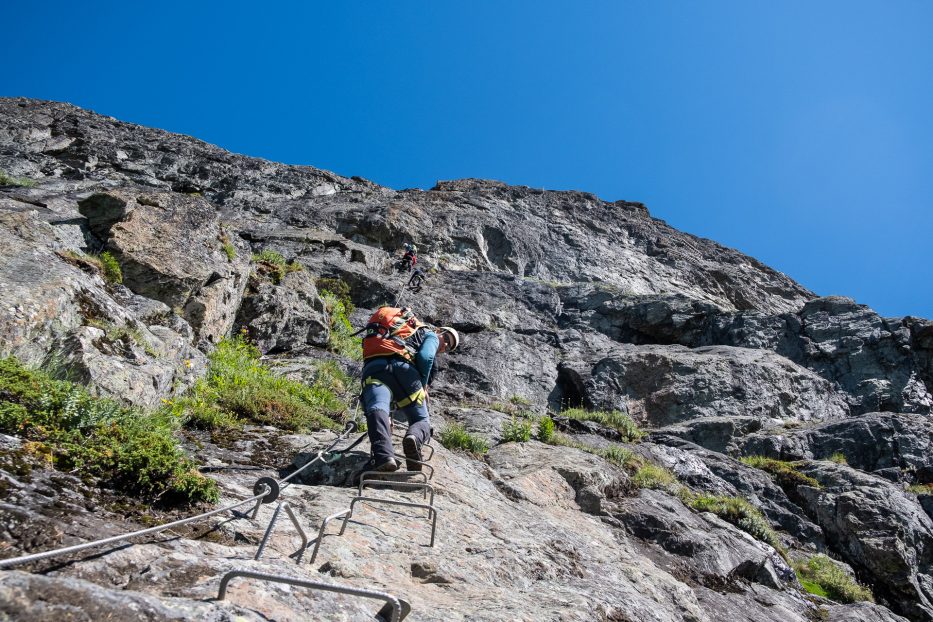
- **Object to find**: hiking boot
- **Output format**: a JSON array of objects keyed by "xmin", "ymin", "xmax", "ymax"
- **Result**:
[
  {"xmin": 373, "ymin": 457, "xmax": 398, "ymax": 472},
  {"xmin": 402, "ymin": 435, "xmax": 423, "ymax": 471}
]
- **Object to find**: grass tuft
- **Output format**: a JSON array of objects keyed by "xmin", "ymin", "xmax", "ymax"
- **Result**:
[
  {"xmin": 687, "ymin": 492, "xmax": 784, "ymax": 552},
  {"xmin": 907, "ymin": 483, "xmax": 933, "ymax": 495},
  {"xmin": 632, "ymin": 463, "xmax": 678, "ymax": 491},
  {"xmin": 794, "ymin": 554, "xmax": 874, "ymax": 603},
  {"xmin": 501, "ymin": 417, "xmax": 533, "ymax": 443},
  {"xmin": 167, "ymin": 335, "xmax": 351, "ymax": 433},
  {"xmin": 99, "ymin": 251, "xmax": 123, "ymax": 284},
  {"xmin": 0, "ymin": 170, "xmax": 37, "ymax": 187},
  {"xmin": 252, "ymin": 249, "xmax": 302, "ymax": 284},
  {"xmin": 0, "ymin": 357, "xmax": 217, "ymax": 504},
  {"xmin": 827, "ymin": 452, "xmax": 848, "ymax": 465},
  {"xmin": 560, "ymin": 407, "xmax": 644, "ymax": 442},
  {"xmin": 740, "ymin": 456, "xmax": 821, "ymax": 489},
  {"xmin": 439, "ymin": 423, "xmax": 489, "ymax": 455}
]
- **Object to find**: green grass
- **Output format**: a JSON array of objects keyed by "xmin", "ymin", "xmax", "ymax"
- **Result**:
[
  {"xmin": 827, "ymin": 452, "xmax": 848, "ymax": 465},
  {"xmin": 439, "ymin": 423, "xmax": 489, "ymax": 455},
  {"xmin": 166, "ymin": 335, "xmax": 351, "ymax": 433},
  {"xmin": 99, "ymin": 251, "xmax": 123, "ymax": 284},
  {"xmin": 632, "ymin": 463, "xmax": 678, "ymax": 491},
  {"xmin": 509, "ymin": 395, "xmax": 531, "ymax": 407},
  {"xmin": 0, "ymin": 170, "xmax": 36, "ymax": 188},
  {"xmin": 0, "ymin": 356, "xmax": 217, "ymax": 505},
  {"xmin": 740, "ymin": 456, "xmax": 821, "ymax": 489},
  {"xmin": 501, "ymin": 417, "xmax": 532, "ymax": 443},
  {"xmin": 686, "ymin": 492, "xmax": 784, "ymax": 553},
  {"xmin": 319, "ymin": 286, "xmax": 362, "ymax": 361},
  {"xmin": 220, "ymin": 236, "xmax": 237, "ymax": 261},
  {"xmin": 537, "ymin": 415, "xmax": 555, "ymax": 443},
  {"xmin": 560, "ymin": 407, "xmax": 644, "ymax": 442},
  {"xmin": 907, "ymin": 483, "xmax": 933, "ymax": 495},
  {"xmin": 599, "ymin": 444, "xmax": 640, "ymax": 470},
  {"xmin": 252, "ymin": 249, "xmax": 302, "ymax": 284},
  {"xmin": 59, "ymin": 250, "xmax": 122, "ymax": 284},
  {"xmin": 794, "ymin": 554, "xmax": 874, "ymax": 603},
  {"xmin": 549, "ymin": 432, "xmax": 642, "ymax": 471}
]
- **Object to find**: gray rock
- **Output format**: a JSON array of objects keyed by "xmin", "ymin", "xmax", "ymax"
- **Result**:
[{"xmin": 77, "ymin": 190, "xmax": 250, "ymax": 346}]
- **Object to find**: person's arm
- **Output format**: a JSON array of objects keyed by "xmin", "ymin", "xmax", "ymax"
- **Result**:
[{"xmin": 415, "ymin": 331, "xmax": 439, "ymax": 387}]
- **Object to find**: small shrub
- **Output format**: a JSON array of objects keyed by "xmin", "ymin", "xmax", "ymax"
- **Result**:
[
  {"xmin": 560, "ymin": 407, "xmax": 644, "ymax": 442},
  {"xmin": 632, "ymin": 463, "xmax": 678, "ymax": 491},
  {"xmin": 688, "ymin": 492, "xmax": 783, "ymax": 552},
  {"xmin": 0, "ymin": 170, "xmax": 37, "ymax": 187},
  {"xmin": 320, "ymin": 287, "xmax": 361, "ymax": 360},
  {"xmin": 439, "ymin": 423, "xmax": 489, "ymax": 454},
  {"xmin": 501, "ymin": 417, "xmax": 532, "ymax": 443},
  {"xmin": 794, "ymin": 554, "xmax": 874, "ymax": 603},
  {"xmin": 99, "ymin": 251, "xmax": 123, "ymax": 284},
  {"xmin": 827, "ymin": 452, "xmax": 848, "ymax": 465},
  {"xmin": 740, "ymin": 456, "xmax": 820, "ymax": 489},
  {"xmin": 168, "ymin": 335, "xmax": 350, "ymax": 433},
  {"xmin": 315, "ymin": 278, "xmax": 352, "ymax": 309},
  {"xmin": 0, "ymin": 357, "xmax": 217, "ymax": 504},
  {"xmin": 510, "ymin": 395, "xmax": 531, "ymax": 407},
  {"xmin": 538, "ymin": 415, "xmax": 556, "ymax": 443},
  {"xmin": 252, "ymin": 249, "xmax": 301, "ymax": 284}
]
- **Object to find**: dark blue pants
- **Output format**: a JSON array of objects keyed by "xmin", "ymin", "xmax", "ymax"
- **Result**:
[{"xmin": 360, "ymin": 357, "xmax": 430, "ymax": 464}]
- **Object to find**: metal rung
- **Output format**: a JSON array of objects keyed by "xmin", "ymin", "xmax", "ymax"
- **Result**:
[
  {"xmin": 338, "ymin": 496, "xmax": 438, "ymax": 548},
  {"xmin": 309, "ymin": 509, "xmax": 351, "ymax": 565},
  {"xmin": 217, "ymin": 569, "xmax": 410, "ymax": 622},
  {"xmin": 392, "ymin": 453, "xmax": 434, "ymax": 480},
  {"xmin": 359, "ymin": 470, "xmax": 428, "ymax": 485},
  {"xmin": 360, "ymin": 479, "xmax": 435, "ymax": 504},
  {"xmin": 254, "ymin": 502, "xmax": 308, "ymax": 563}
]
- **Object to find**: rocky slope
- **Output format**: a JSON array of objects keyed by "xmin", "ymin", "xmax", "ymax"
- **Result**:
[{"xmin": 1, "ymin": 97, "xmax": 932, "ymax": 621}]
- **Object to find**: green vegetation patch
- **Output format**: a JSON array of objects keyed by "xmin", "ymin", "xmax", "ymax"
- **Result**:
[
  {"xmin": 167, "ymin": 335, "xmax": 350, "ymax": 433},
  {"xmin": 794, "ymin": 554, "xmax": 874, "ymax": 603},
  {"xmin": 58, "ymin": 250, "xmax": 122, "ymax": 284},
  {"xmin": 827, "ymin": 452, "xmax": 848, "ymax": 465},
  {"xmin": 439, "ymin": 423, "xmax": 489, "ymax": 455},
  {"xmin": 219, "ymin": 233, "xmax": 237, "ymax": 261},
  {"xmin": 686, "ymin": 492, "xmax": 784, "ymax": 553},
  {"xmin": 549, "ymin": 433, "xmax": 642, "ymax": 471},
  {"xmin": 500, "ymin": 417, "xmax": 533, "ymax": 443},
  {"xmin": 0, "ymin": 170, "xmax": 37, "ymax": 188},
  {"xmin": 560, "ymin": 407, "xmax": 644, "ymax": 442},
  {"xmin": 99, "ymin": 251, "xmax": 123, "ymax": 284},
  {"xmin": 537, "ymin": 415, "xmax": 555, "ymax": 443},
  {"xmin": 0, "ymin": 357, "xmax": 216, "ymax": 504},
  {"xmin": 740, "ymin": 456, "xmax": 821, "ymax": 489},
  {"xmin": 318, "ymin": 281, "xmax": 362, "ymax": 361},
  {"xmin": 632, "ymin": 463, "xmax": 678, "ymax": 491},
  {"xmin": 908, "ymin": 483, "xmax": 933, "ymax": 495},
  {"xmin": 252, "ymin": 249, "xmax": 302, "ymax": 284}
]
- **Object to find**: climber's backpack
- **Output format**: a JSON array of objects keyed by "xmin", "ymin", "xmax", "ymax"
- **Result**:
[{"xmin": 361, "ymin": 306, "xmax": 428, "ymax": 361}]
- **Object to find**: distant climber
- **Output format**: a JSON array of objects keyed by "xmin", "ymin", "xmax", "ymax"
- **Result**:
[
  {"xmin": 359, "ymin": 306, "xmax": 459, "ymax": 472},
  {"xmin": 396, "ymin": 243, "xmax": 417, "ymax": 272}
]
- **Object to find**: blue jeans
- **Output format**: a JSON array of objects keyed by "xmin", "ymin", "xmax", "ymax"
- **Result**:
[{"xmin": 361, "ymin": 357, "xmax": 431, "ymax": 464}]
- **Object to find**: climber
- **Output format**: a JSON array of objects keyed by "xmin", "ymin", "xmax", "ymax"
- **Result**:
[
  {"xmin": 396, "ymin": 243, "xmax": 417, "ymax": 272},
  {"xmin": 359, "ymin": 306, "xmax": 459, "ymax": 472}
]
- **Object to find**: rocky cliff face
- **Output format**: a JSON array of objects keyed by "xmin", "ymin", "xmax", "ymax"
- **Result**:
[{"xmin": 1, "ymin": 97, "xmax": 932, "ymax": 621}]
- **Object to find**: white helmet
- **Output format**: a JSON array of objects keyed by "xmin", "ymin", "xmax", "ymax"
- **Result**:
[{"xmin": 439, "ymin": 326, "xmax": 460, "ymax": 351}]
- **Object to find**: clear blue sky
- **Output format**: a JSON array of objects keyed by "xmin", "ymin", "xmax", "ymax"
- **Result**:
[{"xmin": 5, "ymin": 1, "xmax": 932, "ymax": 318}]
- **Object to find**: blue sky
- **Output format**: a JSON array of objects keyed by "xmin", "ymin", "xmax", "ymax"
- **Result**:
[{"xmin": 5, "ymin": 1, "xmax": 932, "ymax": 318}]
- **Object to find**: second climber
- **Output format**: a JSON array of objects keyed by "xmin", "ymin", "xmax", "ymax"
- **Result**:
[{"xmin": 359, "ymin": 306, "xmax": 459, "ymax": 472}]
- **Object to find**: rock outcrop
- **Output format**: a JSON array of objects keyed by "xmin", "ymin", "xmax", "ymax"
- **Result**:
[{"xmin": 1, "ymin": 97, "xmax": 931, "ymax": 621}]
